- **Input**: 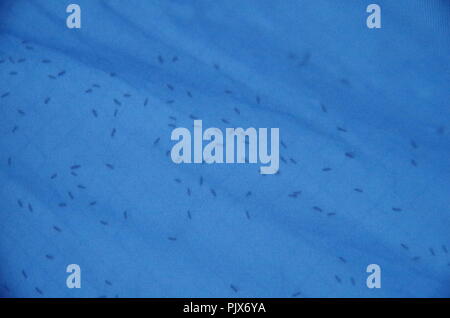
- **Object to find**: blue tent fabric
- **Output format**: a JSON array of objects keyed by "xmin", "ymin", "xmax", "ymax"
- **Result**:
[{"xmin": 0, "ymin": 0, "xmax": 449, "ymax": 297}]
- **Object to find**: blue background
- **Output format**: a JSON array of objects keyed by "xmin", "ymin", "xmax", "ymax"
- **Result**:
[{"xmin": 0, "ymin": 0, "xmax": 449, "ymax": 297}]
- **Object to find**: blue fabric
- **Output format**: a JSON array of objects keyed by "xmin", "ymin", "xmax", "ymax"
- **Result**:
[{"xmin": 0, "ymin": 0, "xmax": 449, "ymax": 297}]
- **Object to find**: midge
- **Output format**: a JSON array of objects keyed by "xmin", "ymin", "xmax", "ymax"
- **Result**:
[{"xmin": 170, "ymin": 120, "xmax": 279, "ymax": 174}]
